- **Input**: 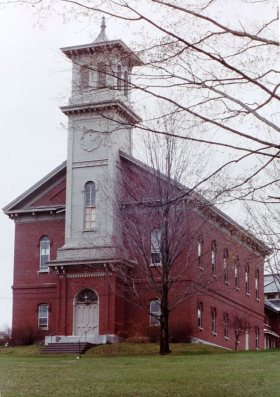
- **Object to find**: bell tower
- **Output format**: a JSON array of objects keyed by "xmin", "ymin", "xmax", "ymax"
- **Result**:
[{"xmin": 57, "ymin": 18, "xmax": 142, "ymax": 263}]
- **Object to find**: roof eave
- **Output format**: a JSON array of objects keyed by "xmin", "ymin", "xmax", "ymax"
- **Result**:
[
  {"xmin": 3, "ymin": 161, "xmax": 67, "ymax": 214},
  {"xmin": 61, "ymin": 40, "xmax": 143, "ymax": 67}
]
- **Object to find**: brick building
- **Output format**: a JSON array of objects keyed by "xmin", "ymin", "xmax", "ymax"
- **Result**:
[
  {"xmin": 264, "ymin": 274, "xmax": 280, "ymax": 348},
  {"xmin": 3, "ymin": 19, "xmax": 268, "ymax": 350}
]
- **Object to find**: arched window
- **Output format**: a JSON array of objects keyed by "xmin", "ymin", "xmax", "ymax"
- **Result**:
[
  {"xmin": 84, "ymin": 182, "xmax": 96, "ymax": 230},
  {"xmin": 124, "ymin": 70, "xmax": 129, "ymax": 97},
  {"xmin": 151, "ymin": 229, "xmax": 161, "ymax": 265},
  {"xmin": 117, "ymin": 65, "xmax": 122, "ymax": 90},
  {"xmin": 76, "ymin": 289, "xmax": 98, "ymax": 304},
  {"xmin": 98, "ymin": 62, "xmax": 107, "ymax": 88},
  {"xmin": 39, "ymin": 236, "xmax": 50, "ymax": 271}
]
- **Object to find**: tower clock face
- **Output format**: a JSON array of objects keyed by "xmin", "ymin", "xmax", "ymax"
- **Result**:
[{"xmin": 80, "ymin": 130, "xmax": 101, "ymax": 152}]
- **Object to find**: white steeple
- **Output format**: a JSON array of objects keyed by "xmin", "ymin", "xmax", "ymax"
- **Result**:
[
  {"xmin": 56, "ymin": 21, "xmax": 142, "ymax": 264},
  {"xmin": 94, "ymin": 16, "xmax": 109, "ymax": 43}
]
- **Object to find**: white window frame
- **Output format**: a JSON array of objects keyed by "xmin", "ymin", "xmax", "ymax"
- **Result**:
[
  {"xmin": 198, "ymin": 239, "xmax": 203, "ymax": 267},
  {"xmin": 245, "ymin": 264, "xmax": 250, "ymax": 295},
  {"xmin": 224, "ymin": 312, "xmax": 229, "ymax": 338},
  {"xmin": 39, "ymin": 236, "xmax": 50, "ymax": 272},
  {"xmin": 38, "ymin": 304, "xmax": 49, "ymax": 330},
  {"xmin": 150, "ymin": 299, "xmax": 161, "ymax": 326},
  {"xmin": 151, "ymin": 229, "xmax": 162, "ymax": 266},
  {"xmin": 84, "ymin": 181, "xmax": 96, "ymax": 230},
  {"xmin": 255, "ymin": 327, "xmax": 260, "ymax": 349},
  {"xmin": 211, "ymin": 240, "xmax": 217, "ymax": 275},
  {"xmin": 198, "ymin": 302, "xmax": 203, "ymax": 329},
  {"xmin": 211, "ymin": 307, "xmax": 217, "ymax": 334},
  {"xmin": 255, "ymin": 269, "xmax": 260, "ymax": 300},
  {"xmin": 223, "ymin": 248, "xmax": 229, "ymax": 284},
  {"xmin": 234, "ymin": 256, "xmax": 240, "ymax": 289}
]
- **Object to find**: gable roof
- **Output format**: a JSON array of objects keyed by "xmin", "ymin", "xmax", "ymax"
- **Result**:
[
  {"xmin": 119, "ymin": 151, "xmax": 270, "ymax": 256},
  {"xmin": 3, "ymin": 161, "xmax": 66, "ymax": 216}
]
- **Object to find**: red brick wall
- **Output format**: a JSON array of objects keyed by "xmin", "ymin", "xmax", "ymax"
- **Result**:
[{"xmin": 10, "ymin": 157, "xmax": 265, "ymax": 349}]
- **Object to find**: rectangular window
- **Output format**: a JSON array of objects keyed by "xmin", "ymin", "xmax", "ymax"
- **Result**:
[
  {"xmin": 38, "ymin": 304, "xmax": 49, "ymax": 329},
  {"xmin": 234, "ymin": 256, "xmax": 239, "ymax": 289},
  {"xmin": 198, "ymin": 302, "xmax": 203, "ymax": 329},
  {"xmin": 98, "ymin": 62, "xmax": 107, "ymax": 88},
  {"xmin": 223, "ymin": 248, "xmax": 229, "ymax": 284},
  {"xmin": 245, "ymin": 264, "xmax": 250, "ymax": 294},
  {"xmin": 211, "ymin": 240, "xmax": 217, "ymax": 275},
  {"xmin": 80, "ymin": 65, "xmax": 89, "ymax": 89},
  {"xmin": 124, "ymin": 70, "xmax": 129, "ymax": 97},
  {"xmin": 117, "ymin": 65, "xmax": 122, "ymax": 90},
  {"xmin": 255, "ymin": 270, "xmax": 259, "ymax": 300},
  {"xmin": 255, "ymin": 327, "xmax": 259, "ymax": 349},
  {"xmin": 223, "ymin": 313, "xmax": 229, "ymax": 338},
  {"xmin": 151, "ymin": 229, "xmax": 161, "ymax": 265},
  {"xmin": 211, "ymin": 307, "xmax": 217, "ymax": 334},
  {"xmin": 40, "ymin": 236, "xmax": 50, "ymax": 271},
  {"xmin": 150, "ymin": 299, "xmax": 161, "ymax": 326},
  {"xmin": 198, "ymin": 239, "xmax": 203, "ymax": 267},
  {"xmin": 85, "ymin": 207, "xmax": 96, "ymax": 230}
]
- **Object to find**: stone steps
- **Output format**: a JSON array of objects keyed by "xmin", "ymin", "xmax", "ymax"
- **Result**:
[{"xmin": 42, "ymin": 342, "xmax": 93, "ymax": 354}]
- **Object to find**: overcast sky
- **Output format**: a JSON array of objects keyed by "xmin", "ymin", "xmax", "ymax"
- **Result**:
[{"xmin": 0, "ymin": 3, "xmax": 136, "ymax": 328}]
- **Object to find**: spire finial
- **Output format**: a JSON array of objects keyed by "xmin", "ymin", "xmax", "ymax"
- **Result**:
[{"xmin": 94, "ymin": 16, "xmax": 109, "ymax": 43}]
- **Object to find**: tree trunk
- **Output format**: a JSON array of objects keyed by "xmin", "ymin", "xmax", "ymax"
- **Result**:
[{"xmin": 160, "ymin": 305, "xmax": 171, "ymax": 354}]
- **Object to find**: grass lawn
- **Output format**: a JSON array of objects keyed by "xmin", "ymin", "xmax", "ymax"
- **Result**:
[{"xmin": 0, "ymin": 343, "xmax": 280, "ymax": 397}]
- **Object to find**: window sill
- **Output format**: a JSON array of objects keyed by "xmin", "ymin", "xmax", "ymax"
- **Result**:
[
  {"xmin": 224, "ymin": 336, "xmax": 229, "ymax": 340},
  {"xmin": 256, "ymin": 298, "xmax": 260, "ymax": 302},
  {"xmin": 150, "ymin": 263, "xmax": 162, "ymax": 267},
  {"xmin": 38, "ymin": 327, "xmax": 48, "ymax": 331},
  {"xmin": 212, "ymin": 274, "xmax": 217, "ymax": 278},
  {"xmin": 199, "ymin": 267, "xmax": 204, "ymax": 271},
  {"xmin": 225, "ymin": 281, "xmax": 229, "ymax": 285},
  {"xmin": 83, "ymin": 228, "xmax": 97, "ymax": 233},
  {"xmin": 235, "ymin": 287, "xmax": 240, "ymax": 291},
  {"xmin": 212, "ymin": 332, "xmax": 217, "ymax": 336},
  {"xmin": 37, "ymin": 270, "xmax": 49, "ymax": 274},
  {"xmin": 198, "ymin": 327, "xmax": 204, "ymax": 331},
  {"xmin": 246, "ymin": 293, "xmax": 251, "ymax": 297}
]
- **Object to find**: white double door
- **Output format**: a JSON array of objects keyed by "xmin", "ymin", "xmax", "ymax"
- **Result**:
[{"xmin": 74, "ymin": 303, "xmax": 99, "ymax": 337}]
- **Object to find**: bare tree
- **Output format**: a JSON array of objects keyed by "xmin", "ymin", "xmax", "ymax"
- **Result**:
[
  {"xmin": 11, "ymin": 0, "xmax": 278, "ymax": 198},
  {"xmin": 104, "ymin": 114, "xmax": 221, "ymax": 354}
]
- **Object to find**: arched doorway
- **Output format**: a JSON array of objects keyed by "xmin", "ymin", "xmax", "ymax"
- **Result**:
[{"xmin": 73, "ymin": 289, "xmax": 99, "ymax": 337}]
